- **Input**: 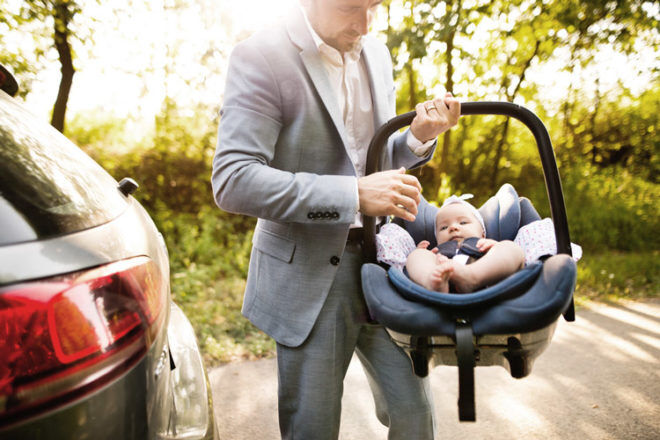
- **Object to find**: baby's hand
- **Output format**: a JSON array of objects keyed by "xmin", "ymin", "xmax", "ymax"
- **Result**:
[
  {"xmin": 416, "ymin": 240, "xmax": 439, "ymax": 253},
  {"xmin": 477, "ymin": 238, "xmax": 497, "ymax": 253}
]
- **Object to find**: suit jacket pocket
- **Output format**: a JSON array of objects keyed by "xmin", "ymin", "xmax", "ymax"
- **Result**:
[{"xmin": 252, "ymin": 228, "xmax": 296, "ymax": 263}]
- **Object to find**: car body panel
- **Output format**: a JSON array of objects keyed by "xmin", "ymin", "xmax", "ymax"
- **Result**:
[
  {"xmin": 0, "ymin": 198, "xmax": 167, "ymax": 287},
  {"xmin": 0, "ymin": 91, "xmax": 127, "ymax": 245},
  {"xmin": 0, "ymin": 85, "xmax": 217, "ymax": 438}
]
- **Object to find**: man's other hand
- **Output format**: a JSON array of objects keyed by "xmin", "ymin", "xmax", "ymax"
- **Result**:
[
  {"xmin": 358, "ymin": 167, "xmax": 422, "ymax": 222},
  {"xmin": 410, "ymin": 92, "xmax": 461, "ymax": 143}
]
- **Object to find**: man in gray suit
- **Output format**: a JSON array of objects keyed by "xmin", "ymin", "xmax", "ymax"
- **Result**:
[{"xmin": 212, "ymin": 0, "xmax": 460, "ymax": 438}]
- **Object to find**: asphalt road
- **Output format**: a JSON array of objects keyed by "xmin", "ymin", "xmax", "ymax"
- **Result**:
[{"xmin": 209, "ymin": 300, "xmax": 660, "ymax": 439}]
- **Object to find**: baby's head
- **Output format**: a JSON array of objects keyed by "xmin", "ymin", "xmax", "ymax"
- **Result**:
[{"xmin": 435, "ymin": 195, "xmax": 486, "ymax": 244}]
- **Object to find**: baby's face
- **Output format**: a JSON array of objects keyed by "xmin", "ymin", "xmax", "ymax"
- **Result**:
[{"xmin": 435, "ymin": 203, "xmax": 485, "ymax": 243}]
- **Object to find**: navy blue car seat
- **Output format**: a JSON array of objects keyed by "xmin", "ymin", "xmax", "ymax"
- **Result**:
[{"xmin": 359, "ymin": 102, "xmax": 577, "ymax": 422}]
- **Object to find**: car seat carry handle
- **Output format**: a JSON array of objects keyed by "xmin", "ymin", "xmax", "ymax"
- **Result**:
[{"xmin": 363, "ymin": 101, "xmax": 574, "ymax": 320}]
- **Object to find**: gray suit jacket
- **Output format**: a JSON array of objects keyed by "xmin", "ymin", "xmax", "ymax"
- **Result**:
[{"xmin": 212, "ymin": 7, "xmax": 435, "ymax": 347}]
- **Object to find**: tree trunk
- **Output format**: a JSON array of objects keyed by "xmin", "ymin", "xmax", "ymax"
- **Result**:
[
  {"xmin": 490, "ymin": 118, "xmax": 510, "ymax": 188},
  {"xmin": 439, "ymin": 0, "xmax": 461, "ymax": 175},
  {"xmin": 51, "ymin": 1, "xmax": 75, "ymax": 133},
  {"xmin": 490, "ymin": 40, "xmax": 540, "ymax": 188},
  {"xmin": 407, "ymin": 62, "xmax": 417, "ymax": 110},
  {"xmin": 440, "ymin": 33, "xmax": 455, "ymax": 174}
]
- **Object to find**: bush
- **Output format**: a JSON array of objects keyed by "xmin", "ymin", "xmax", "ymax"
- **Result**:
[
  {"xmin": 65, "ymin": 101, "xmax": 657, "ymax": 364},
  {"xmin": 576, "ymin": 250, "xmax": 659, "ymax": 301},
  {"xmin": 159, "ymin": 208, "xmax": 270, "ymax": 364},
  {"xmin": 429, "ymin": 162, "xmax": 659, "ymax": 253},
  {"xmin": 560, "ymin": 164, "xmax": 660, "ymax": 252}
]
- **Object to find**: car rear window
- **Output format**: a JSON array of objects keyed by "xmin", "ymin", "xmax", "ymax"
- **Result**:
[{"xmin": 0, "ymin": 92, "xmax": 128, "ymax": 245}]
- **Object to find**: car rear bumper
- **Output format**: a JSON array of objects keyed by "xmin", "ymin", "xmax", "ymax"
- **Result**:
[
  {"xmin": 159, "ymin": 302, "xmax": 218, "ymax": 440},
  {"xmin": 0, "ymin": 303, "xmax": 217, "ymax": 440}
]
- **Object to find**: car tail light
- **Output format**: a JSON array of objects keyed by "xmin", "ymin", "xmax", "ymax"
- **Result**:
[{"xmin": 0, "ymin": 256, "xmax": 167, "ymax": 426}]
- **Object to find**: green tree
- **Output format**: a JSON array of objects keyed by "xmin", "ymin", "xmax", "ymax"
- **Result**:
[
  {"xmin": 546, "ymin": 0, "xmax": 659, "ymax": 172},
  {"xmin": 0, "ymin": 1, "xmax": 48, "ymax": 97},
  {"xmin": 21, "ymin": 0, "xmax": 83, "ymax": 132},
  {"xmin": 382, "ymin": 0, "xmax": 658, "ymax": 199}
]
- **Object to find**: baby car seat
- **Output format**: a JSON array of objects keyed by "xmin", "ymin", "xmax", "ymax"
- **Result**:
[{"xmin": 360, "ymin": 102, "xmax": 577, "ymax": 421}]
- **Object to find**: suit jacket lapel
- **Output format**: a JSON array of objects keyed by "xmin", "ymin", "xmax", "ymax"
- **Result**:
[{"xmin": 286, "ymin": 7, "xmax": 350, "ymax": 151}]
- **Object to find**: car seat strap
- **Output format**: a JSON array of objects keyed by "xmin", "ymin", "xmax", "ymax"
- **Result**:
[{"xmin": 456, "ymin": 320, "xmax": 476, "ymax": 422}]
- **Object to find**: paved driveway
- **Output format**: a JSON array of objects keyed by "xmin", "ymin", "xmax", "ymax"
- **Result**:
[{"xmin": 210, "ymin": 300, "xmax": 660, "ymax": 439}]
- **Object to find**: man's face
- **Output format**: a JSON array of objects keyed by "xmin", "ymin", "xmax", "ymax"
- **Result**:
[
  {"xmin": 304, "ymin": 0, "xmax": 383, "ymax": 53},
  {"xmin": 435, "ymin": 203, "xmax": 485, "ymax": 244}
]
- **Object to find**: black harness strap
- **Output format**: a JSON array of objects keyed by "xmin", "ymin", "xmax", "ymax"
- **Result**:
[{"xmin": 456, "ymin": 320, "xmax": 476, "ymax": 422}]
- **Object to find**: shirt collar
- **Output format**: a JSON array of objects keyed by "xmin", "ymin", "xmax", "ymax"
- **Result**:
[{"xmin": 299, "ymin": 4, "xmax": 363, "ymax": 66}]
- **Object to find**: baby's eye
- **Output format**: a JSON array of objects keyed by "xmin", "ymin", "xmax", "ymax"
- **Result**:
[
  {"xmin": 439, "ymin": 225, "xmax": 448, "ymax": 231},
  {"xmin": 460, "ymin": 221, "xmax": 469, "ymax": 225}
]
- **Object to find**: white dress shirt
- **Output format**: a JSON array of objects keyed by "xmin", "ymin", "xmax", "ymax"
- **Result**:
[{"xmin": 301, "ymin": 8, "xmax": 433, "ymax": 226}]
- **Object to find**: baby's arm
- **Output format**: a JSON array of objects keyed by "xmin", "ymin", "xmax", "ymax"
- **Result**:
[{"xmin": 477, "ymin": 238, "xmax": 498, "ymax": 253}]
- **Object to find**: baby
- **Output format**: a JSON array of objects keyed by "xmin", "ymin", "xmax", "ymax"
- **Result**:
[
  {"xmin": 406, "ymin": 196, "xmax": 525, "ymax": 293},
  {"xmin": 376, "ymin": 195, "xmax": 525, "ymax": 293}
]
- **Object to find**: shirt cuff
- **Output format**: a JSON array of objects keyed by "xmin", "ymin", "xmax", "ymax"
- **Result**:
[{"xmin": 406, "ymin": 130, "xmax": 435, "ymax": 157}]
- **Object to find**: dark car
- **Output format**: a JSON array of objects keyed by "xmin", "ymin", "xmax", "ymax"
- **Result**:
[{"xmin": 0, "ymin": 65, "xmax": 217, "ymax": 439}]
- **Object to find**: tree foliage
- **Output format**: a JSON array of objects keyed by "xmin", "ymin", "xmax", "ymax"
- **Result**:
[
  {"xmin": 383, "ymin": 0, "xmax": 659, "ymax": 202},
  {"xmin": 5, "ymin": 0, "xmax": 659, "ymax": 254},
  {"xmin": 40, "ymin": 0, "xmax": 657, "ymax": 361}
]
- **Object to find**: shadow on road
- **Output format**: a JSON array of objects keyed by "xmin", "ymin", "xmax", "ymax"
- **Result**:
[{"xmin": 210, "ymin": 300, "xmax": 660, "ymax": 439}]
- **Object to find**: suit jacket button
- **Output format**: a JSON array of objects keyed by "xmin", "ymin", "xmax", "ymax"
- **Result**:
[
  {"xmin": 307, "ymin": 212, "xmax": 314, "ymax": 219},
  {"xmin": 330, "ymin": 256, "xmax": 340, "ymax": 266}
]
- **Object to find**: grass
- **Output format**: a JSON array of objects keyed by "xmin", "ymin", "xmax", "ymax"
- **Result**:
[
  {"xmin": 172, "ymin": 249, "xmax": 658, "ymax": 368},
  {"xmin": 170, "ymin": 262, "xmax": 276, "ymax": 367},
  {"xmin": 574, "ymin": 249, "xmax": 659, "ymax": 305}
]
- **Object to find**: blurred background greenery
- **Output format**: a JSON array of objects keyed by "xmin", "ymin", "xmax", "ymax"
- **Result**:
[{"xmin": 2, "ymin": 0, "xmax": 658, "ymax": 365}]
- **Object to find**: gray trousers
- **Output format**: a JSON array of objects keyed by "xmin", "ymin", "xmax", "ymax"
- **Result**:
[{"xmin": 276, "ymin": 243, "xmax": 436, "ymax": 440}]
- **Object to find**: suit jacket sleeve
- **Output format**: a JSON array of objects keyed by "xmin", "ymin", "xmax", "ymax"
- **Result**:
[
  {"xmin": 212, "ymin": 41, "xmax": 359, "ymax": 224},
  {"xmin": 367, "ymin": 37, "xmax": 436, "ymax": 172}
]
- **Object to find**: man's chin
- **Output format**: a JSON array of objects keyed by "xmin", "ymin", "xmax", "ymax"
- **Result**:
[{"xmin": 339, "ymin": 37, "xmax": 362, "ymax": 53}]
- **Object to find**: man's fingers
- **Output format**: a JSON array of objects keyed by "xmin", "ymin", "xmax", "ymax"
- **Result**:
[
  {"xmin": 444, "ymin": 95, "xmax": 461, "ymax": 123},
  {"xmin": 434, "ymin": 97, "xmax": 448, "ymax": 111},
  {"xmin": 397, "ymin": 182, "xmax": 421, "ymax": 206},
  {"xmin": 388, "ymin": 169, "xmax": 422, "ymax": 202},
  {"xmin": 391, "ymin": 204, "xmax": 416, "ymax": 222},
  {"xmin": 398, "ymin": 172, "xmax": 422, "ymax": 191},
  {"xmin": 358, "ymin": 168, "xmax": 423, "ymax": 219},
  {"xmin": 392, "ymin": 192, "xmax": 418, "ymax": 216}
]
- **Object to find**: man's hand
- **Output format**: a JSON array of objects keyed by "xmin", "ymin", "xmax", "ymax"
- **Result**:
[
  {"xmin": 358, "ymin": 167, "xmax": 421, "ymax": 222},
  {"xmin": 410, "ymin": 92, "xmax": 461, "ymax": 143}
]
